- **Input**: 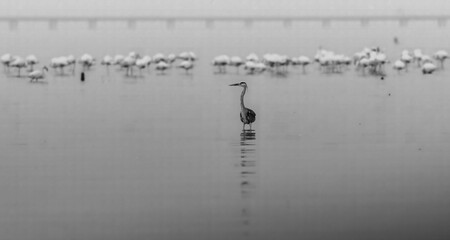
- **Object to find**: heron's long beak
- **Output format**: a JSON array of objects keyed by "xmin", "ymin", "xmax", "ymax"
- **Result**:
[{"xmin": 229, "ymin": 83, "xmax": 240, "ymax": 86}]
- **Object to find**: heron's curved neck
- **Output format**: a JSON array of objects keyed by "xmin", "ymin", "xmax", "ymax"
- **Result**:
[{"xmin": 240, "ymin": 86, "xmax": 247, "ymax": 110}]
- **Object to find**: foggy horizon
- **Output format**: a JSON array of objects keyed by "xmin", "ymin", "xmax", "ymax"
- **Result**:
[{"xmin": 1, "ymin": 0, "xmax": 450, "ymax": 17}]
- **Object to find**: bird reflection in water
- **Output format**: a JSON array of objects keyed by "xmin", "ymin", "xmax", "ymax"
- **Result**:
[{"xmin": 238, "ymin": 129, "xmax": 257, "ymax": 238}]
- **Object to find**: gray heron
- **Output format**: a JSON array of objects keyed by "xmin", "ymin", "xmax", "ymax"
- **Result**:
[{"xmin": 230, "ymin": 82, "xmax": 256, "ymax": 130}]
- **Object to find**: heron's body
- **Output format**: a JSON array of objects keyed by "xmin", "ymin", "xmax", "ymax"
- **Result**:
[
  {"xmin": 240, "ymin": 108, "xmax": 256, "ymax": 126},
  {"xmin": 230, "ymin": 82, "xmax": 256, "ymax": 130}
]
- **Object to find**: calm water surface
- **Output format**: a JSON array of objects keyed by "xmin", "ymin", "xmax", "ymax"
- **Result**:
[{"xmin": 1, "ymin": 20, "xmax": 450, "ymax": 240}]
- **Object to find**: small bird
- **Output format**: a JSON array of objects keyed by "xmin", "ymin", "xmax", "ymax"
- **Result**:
[
  {"xmin": 229, "ymin": 82, "xmax": 256, "ymax": 130},
  {"xmin": 28, "ymin": 66, "xmax": 48, "ymax": 82}
]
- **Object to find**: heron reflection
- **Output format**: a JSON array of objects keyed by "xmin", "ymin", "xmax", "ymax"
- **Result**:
[
  {"xmin": 239, "ymin": 129, "xmax": 256, "ymax": 195},
  {"xmin": 237, "ymin": 129, "xmax": 257, "ymax": 238}
]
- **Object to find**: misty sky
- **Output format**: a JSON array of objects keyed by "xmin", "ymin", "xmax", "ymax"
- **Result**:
[{"xmin": 0, "ymin": 0, "xmax": 449, "ymax": 17}]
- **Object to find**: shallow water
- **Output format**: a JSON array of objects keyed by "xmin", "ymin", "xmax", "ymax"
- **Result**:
[{"xmin": 1, "ymin": 20, "xmax": 450, "ymax": 240}]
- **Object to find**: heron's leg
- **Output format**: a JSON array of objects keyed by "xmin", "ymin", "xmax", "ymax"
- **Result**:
[
  {"xmin": 243, "ymin": 123, "xmax": 245, "ymax": 131},
  {"xmin": 249, "ymin": 123, "xmax": 252, "ymax": 130}
]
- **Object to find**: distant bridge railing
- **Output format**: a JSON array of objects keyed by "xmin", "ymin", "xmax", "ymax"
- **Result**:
[{"xmin": 1, "ymin": 15, "xmax": 449, "ymax": 30}]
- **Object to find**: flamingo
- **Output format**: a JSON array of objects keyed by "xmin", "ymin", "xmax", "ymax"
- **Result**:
[
  {"xmin": 101, "ymin": 55, "xmax": 113, "ymax": 72},
  {"xmin": 212, "ymin": 55, "xmax": 230, "ymax": 73},
  {"xmin": 101, "ymin": 55, "xmax": 113, "ymax": 66},
  {"xmin": 1, "ymin": 53, "xmax": 15, "ymax": 72},
  {"xmin": 422, "ymin": 62, "xmax": 437, "ymax": 74},
  {"xmin": 155, "ymin": 61, "xmax": 169, "ymax": 74},
  {"xmin": 263, "ymin": 54, "xmax": 282, "ymax": 71},
  {"xmin": 243, "ymin": 61, "xmax": 266, "ymax": 74},
  {"xmin": 113, "ymin": 54, "xmax": 125, "ymax": 66},
  {"xmin": 25, "ymin": 55, "xmax": 39, "ymax": 72},
  {"xmin": 413, "ymin": 49, "xmax": 423, "ymax": 67},
  {"xmin": 229, "ymin": 56, "xmax": 244, "ymax": 72},
  {"xmin": 178, "ymin": 51, "xmax": 196, "ymax": 61},
  {"xmin": 50, "ymin": 57, "xmax": 69, "ymax": 75},
  {"xmin": 121, "ymin": 54, "xmax": 139, "ymax": 76},
  {"xmin": 420, "ymin": 55, "xmax": 433, "ymax": 65},
  {"xmin": 373, "ymin": 52, "xmax": 388, "ymax": 76},
  {"xmin": 135, "ymin": 56, "xmax": 152, "ymax": 75},
  {"xmin": 153, "ymin": 53, "xmax": 166, "ymax": 64},
  {"xmin": 135, "ymin": 59, "xmax": 147, "ymax": 75},
  {"xmin": 138, "ymin": 55, "xmax": 152, "ymax": 73},
  {"xmin": 290, "ymin": 57, "xmax": 301, "ymax": 66},
  {"xmin": 400, "ymin": 50, "xmax": 413, "ymax": 71},
  {"xmin": 357, "ymin": 57, "xmax": 371, "ymax": 75},
  {"xmin": 28, "ymin": 66, "xmax": 49, "ymax": 82},
  {"xmin": 393, "ymin": 60, "xmax": 406, "ymax": 73},
  {"xmin": 167, "ymin": 54, "xmax": 177, "ymax": 64},
  {"xmin": 297, "ymin": 56, "xmax": 311, "ymax": 73},
  {"xmin": 254, "ymin": 62, "xmax": 267, "ymax": 73},
  {"xmin": 66, "ymin": 55, "xmax": 76, "ymax": 74},
  {"xmin": 246, "ymin": 53, "xmax": 259, "ymax": 62},
  {"xmin": 10, "ymin": 57, "xmax": 27, "ymax": 77},
  {"xmin": 78, "ymin": 54, "xmax": 95, "ymax": 71},
  {"xmin": 434, "ymin": 50, "xmax": 448, "ymax": 69},
  {"xmin": 177, "ymin": 60, "xmax": 194, "ymax": 73}
]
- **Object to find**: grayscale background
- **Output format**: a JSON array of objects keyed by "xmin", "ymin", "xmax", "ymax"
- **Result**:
[{"xmin": 1, "ymin": 1, "xmax": 450, "ymax": 240}]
